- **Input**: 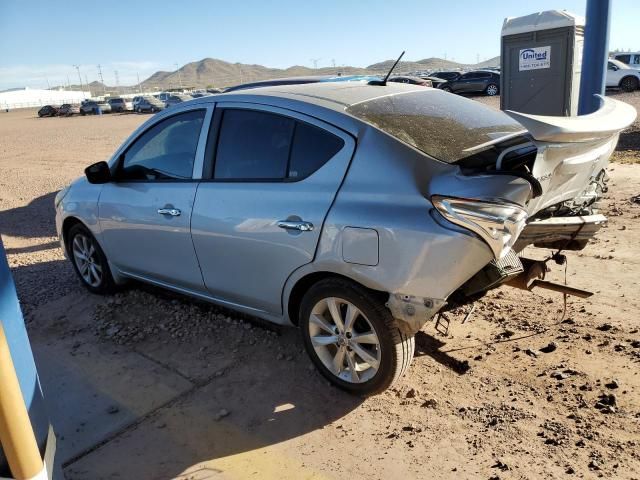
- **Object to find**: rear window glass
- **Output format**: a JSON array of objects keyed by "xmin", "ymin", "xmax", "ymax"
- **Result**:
[
  {"xmin": 346, "ymin": 91, "xmax": 524, "ymax": 163},
  {"xmin": 289, "ymin": 122, "xmax": 344, "ymax": 179}
]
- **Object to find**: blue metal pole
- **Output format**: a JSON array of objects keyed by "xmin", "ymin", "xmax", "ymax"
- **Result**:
[{"xmin": 578, "ymin": 0, "xmax": 612, "ymax": 115}]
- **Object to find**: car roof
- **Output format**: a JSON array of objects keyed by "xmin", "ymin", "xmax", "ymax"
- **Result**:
[{"xmin": 204, "ymin": 81, "xmax": 430, "ymax": 113}]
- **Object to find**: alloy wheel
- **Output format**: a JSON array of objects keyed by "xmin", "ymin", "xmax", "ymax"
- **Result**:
[
  {"xmin": 72, "ymin": 234, "xmax": 103, "ymax": 287},
  {"xmin": 307, "ymin": 297, "xmax": 381, "ymax": 384},
  {"xmin": 486, "ymin": 84, "xmax": 498, "ymax": 96}
]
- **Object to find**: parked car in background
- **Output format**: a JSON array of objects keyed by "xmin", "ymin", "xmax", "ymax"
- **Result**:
[
  {"xmin": 56, "ymin": 83, "xmax": 636, "ymax": 395},
  {"xmin": 225, "ymin": 75, "xmax": 381, "ymax": 93},
  {"xmin": 428, "ymin": 71, "xmax": 462, "ymax": 82},
  {"xmin": 80, "ymin": 100, "xmax": 111, "ymax": 115},
  {"xmin": 419, "ymin": 76, "xmax": 448, "ymax": 88},
  {"xmin": 165, "ymin": 94, "xmax": 193, "ymax": 108},
  {"xmin": 155, "ymin": 92, "xmax": 172, "ymax": 102},
  {"xmin": 388, "ymin": 76, "xmax": 432, "ymax": 87},
  {"xmin": 134, "ymin": 96, "xmax": 165, "ymax": 113},
  {"xmin": 224, "ymin": 76, "xmax": 328, "ymax": 92},
  {"xmin": 440, "ymin": 70, "xmax": 500, "ymax": 96},
  {"xmin": 107, "ymin": 98, "xmax": 132, "ymax": 112},
  {"xmin": 606, "ymin": 59, "xmax": 640, "ymax": 92},
  {"xmin": 612, "ymin": 52, "xmax": 640, "ymax": 68},
  {"xmin": 58, "ymin": 104, "xmax": 80, "ymax": 116},
  {"xmin": 37, "ymin": 105, "xmax": 59, "ymax": 117}
]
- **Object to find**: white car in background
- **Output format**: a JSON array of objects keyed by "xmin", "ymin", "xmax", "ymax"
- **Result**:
[
  {"xmin": 612, "ymin": 52, "xmax": 640, "ymax": 68},
  {"xmin": 606, "ymin": 59, "xmax": 640, "ymax": 92}
]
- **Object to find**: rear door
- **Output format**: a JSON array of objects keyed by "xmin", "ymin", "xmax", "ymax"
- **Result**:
[
  {"xmin": 453, "ymin": 73, "xmax": 475, "ymax": 93},
  {"xmin": 191, "ymin": 103, "xmax": 355, "ymax": 314},
  {"xmin": 98, "ymin": 106, "xmax": 212, "ymax": 291}
]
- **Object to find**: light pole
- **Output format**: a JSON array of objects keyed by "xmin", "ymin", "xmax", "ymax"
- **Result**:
[
  {"xmin": 174, "ymin": 63, "xmax": 183, "ymax": 90},
  {"xmin": 73, "ymin": 65, "xmax": 83, "ymax": 92},
  {"xmin": 578, "ymin": 0, "xmax": 612, "ymax": 115}
]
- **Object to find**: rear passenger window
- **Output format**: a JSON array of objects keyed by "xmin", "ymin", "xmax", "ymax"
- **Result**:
[
  {"xmin": 215, "ymin": 110, "xmax": 294, "ymax": 179},
  {"xmin": 213, "ymin": 109, "xmax": 343, "ymax": 181},
  {"xmin": 289, "ymin": 122, "xmax": 344, "ymax": 179}
]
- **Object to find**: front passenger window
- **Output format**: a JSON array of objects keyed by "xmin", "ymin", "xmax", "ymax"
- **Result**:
[{"xmin": 119, "ymin": 110, "xmax": 205, "ymax": 181}]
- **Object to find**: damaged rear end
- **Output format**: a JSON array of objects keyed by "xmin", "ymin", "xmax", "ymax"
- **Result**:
[
  {"xmin": 443, "ymin": 95, "xmax": 636, "ymax": 302},
  {"xmin": 346, "ymin": 89, "xmax": 635, "ymax": 334}
]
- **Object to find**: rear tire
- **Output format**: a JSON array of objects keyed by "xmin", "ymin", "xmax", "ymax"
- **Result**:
[
  {"xmin": 485, "ymin": 83, "xmax": 499, "ymax": 96},
  {"xmin": 620, "ymin": 76, "xmax": 639, "ymax": 92},
  {"xmin": 300, "ymin": 278, "xmax": 414, "ymax": 396},
  {"xmin": 67, "ymin": 224, "xmax": 115, "ymax": 294},
  {"xmin": 441, "ymin": 86, "xmax": 452, "ymax": 92}
]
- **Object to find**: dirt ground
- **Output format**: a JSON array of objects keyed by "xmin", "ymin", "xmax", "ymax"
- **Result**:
[{"xmin": 1, "ymin": 93, "xmax": 639, "ymax": 480}]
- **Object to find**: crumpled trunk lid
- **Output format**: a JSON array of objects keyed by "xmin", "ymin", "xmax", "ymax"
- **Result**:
[{"xmin": 504, "ymin": 95, "xmax": 637, "ymax": 215}]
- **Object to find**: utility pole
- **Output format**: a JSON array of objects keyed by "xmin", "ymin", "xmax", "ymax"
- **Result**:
[
  {"xmin": 310, "ymin": 58, "xmax": 321, "ymax": 70},
  {"xmin": 45, "ymin": 77, "xmax": 51, "ymax": 90},
  {"xmin": 137, "ymin": 72, "xmax": 141, "ymax": 93},
  {"xmin": 476, "ymin": 53, "xmax": 480, "ymax": 64},
  {"xmin": 578, "ymin": 0, "xmax": 612, "ymax": 114},
  {"xmin": 97, "ymin": 64, "xmax": 106, "ymax": 95},
  {"xmin": 73, "ymin": 65, "xmax": 83, "ymax": 92},
  {"xmin": 66, "ymin": 76, "xmax": 71, "ymax": 91},
  {"xmin": 114, "ymin": 71, "xmax": 120, "ymax": 94},
  {"xmin": 174, "ymin": 63, "xmax": 183, "ymax": 90}
]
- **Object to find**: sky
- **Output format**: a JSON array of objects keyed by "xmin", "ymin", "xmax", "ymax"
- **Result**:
[{"xmin": 0, "ymin": 0, "xmax": 638, "ymax": 90}]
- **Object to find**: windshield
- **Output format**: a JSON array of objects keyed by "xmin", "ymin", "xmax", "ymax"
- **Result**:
[
  {"xmin": 610, "ymin": 58, "xmax": 631, "ymax": 69},
  {"xmin": 346, "ymin": 90, "xmax": 525, "ymax": 163}
]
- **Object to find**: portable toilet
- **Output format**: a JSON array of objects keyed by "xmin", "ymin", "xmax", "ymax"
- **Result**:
[{"xmin": 500, "ymin": 10, "xmax": 585, "ymax": 116}]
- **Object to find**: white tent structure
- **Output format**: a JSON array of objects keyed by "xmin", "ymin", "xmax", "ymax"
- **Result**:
[{"xmin": 0, "ymin": 87, "xmax": 91, "ymax": 110}]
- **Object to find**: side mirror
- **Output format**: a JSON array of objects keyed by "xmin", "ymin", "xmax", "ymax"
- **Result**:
[{"xmin": 85, "ymin": 161, "xmax": 112, "ymax": 184}]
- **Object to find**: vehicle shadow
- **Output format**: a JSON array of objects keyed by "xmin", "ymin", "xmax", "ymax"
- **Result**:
[
  {"xmin": 413, "ymin": 331, "xmax": 470, "ymax": 375},
  {"xmin": 0, "ymin": 191, "xmax": 58, "ymax": 240},
  {"xmin": 616, "ymin": 128, "xmax": 640, "ymax": 153},
  {"xmin": 21, "ymin": 280, "xmax": 366, "ymax": 480}
]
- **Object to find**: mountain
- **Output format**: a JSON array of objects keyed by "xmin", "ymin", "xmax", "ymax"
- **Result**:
[
  {"xmin": 139, "ymin": 56, "xmax": 501, "ymax": 90},
  {"xmin": 51, "ymin": 56, "xmax": 501, "ymax": 93},
  {"xmin": 475, "ymin": 56, "xmax": 501, "ymax": 68},
  {"xmin": 140, "ymin": 58, "xmax": 372, "ymax": 89}
]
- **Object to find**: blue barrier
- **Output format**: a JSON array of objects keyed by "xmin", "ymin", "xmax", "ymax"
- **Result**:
[{"xmin": 0, "ymin": 237, "xmax": 51, "ymax": 477}]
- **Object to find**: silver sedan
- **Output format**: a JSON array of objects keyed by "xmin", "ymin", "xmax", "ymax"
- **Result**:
[{"xmin": 55, "ymin": 82, "xmax": 635, "ymax": 394}]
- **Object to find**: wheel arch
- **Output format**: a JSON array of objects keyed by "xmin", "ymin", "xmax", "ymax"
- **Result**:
[
  {"xmin": 285, "ymin": 270, "xmax": 387, "ymax": 327},
  {"xmin": 619, "ymin": 75, "xmax": 639, "ymax": 88},
  {"xmin": 61, "ymin": 216, "xmax": 87, "ymax": 253}
]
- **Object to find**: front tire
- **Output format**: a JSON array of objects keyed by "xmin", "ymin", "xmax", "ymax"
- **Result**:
[
  {"xmin": 485, "ymin": 83, "xmax": 499, "ymax": 96},
  {"xmin": 620, "ymin": 76, "xmax": 639, "ymax": 92},
  {"xmin": 67, "ymin": 224, "xmax": 115, "ymax": 294},
  {"xmin": 441, "ymin": 86, "xmax": 452, "ymax": 92},
  {"xmin": 300, "ymin": 278, "xmax": 414, "ymax": 396}
]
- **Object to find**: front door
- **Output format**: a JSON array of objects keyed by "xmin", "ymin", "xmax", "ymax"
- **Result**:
[
  {"xmin": 191, "ymin": 104, "xmax": 355, "ymax": 314},
  {"xmin": 98, "ymin": 108, "xmax": 209, "ymax": 291}
]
